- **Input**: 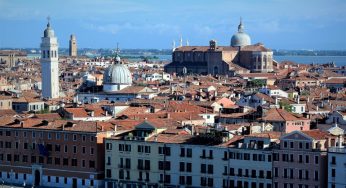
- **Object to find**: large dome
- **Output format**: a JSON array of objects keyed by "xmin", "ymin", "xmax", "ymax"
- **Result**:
[
  {"xmin": 231, "ymin": 19, "xmax": 251, "ymax": 47},
  {"xmin": 103, "ymin": 55, "xmax": 132, "ymax": 92}
]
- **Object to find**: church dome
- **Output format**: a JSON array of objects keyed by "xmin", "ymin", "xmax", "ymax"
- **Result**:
[
  {"xmin": 231, "ymin": 19, "xmax": 251, "ymax": 47},
  {"xmin": 103, "ymin": 63, "xmax": 132, "ymax": 85},
  {"xmin": 44, "ymin": 22, "xmax": 55, "ymax": 38},
  {"xmin": 103, "ymin": 54, "xmax": 132, "ymax": 92}
]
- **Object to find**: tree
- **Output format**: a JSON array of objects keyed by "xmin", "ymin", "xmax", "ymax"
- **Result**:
[{"xmin": 278, "ymin": 101, "xmax": 293, "ymax": 112}]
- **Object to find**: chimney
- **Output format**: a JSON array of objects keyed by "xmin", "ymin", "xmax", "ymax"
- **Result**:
[
  {"xmin": 20, "ymin": 121, "xmax": 24, "ymax": 128},
  {"xmin": 90, "ymin": 110, "xmax": 94, "ymax": 117},
  {"xmin": 167, "ymin": 113, "xmax": 170, "ymax": 119},
  {"xmin": 101, "ymin": 126, "xmax": 104, "ymax": 131},
  {"xmin": 316, "ymin": 105, "xmax": 319, "ymax": 111},
  {"xmin": 297, "ymin": 95, "xmax": 300, "ymax": 104},
  {"xmin": 113, "ymin": 124, "xmax": 117, "ymax": 132}
]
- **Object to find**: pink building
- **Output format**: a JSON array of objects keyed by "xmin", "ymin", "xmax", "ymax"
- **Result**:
[
  {"xmin": 263, "ymin": 108, "xmax": 310, "ymax": 133},
  {"xmin": 273, "ymin": 130, "xmax": 335, "ymax": 188}
]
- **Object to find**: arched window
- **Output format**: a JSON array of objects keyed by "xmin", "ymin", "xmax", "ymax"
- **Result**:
[
  {"xmin": 43, "ymin": 51, "xmax": 45, "ymax": 58},
  {"xmin": 213, "ymin": 66, "xmax": 218, "ymax": 75},
  {"xmin": 55, "ymin": 51, "xmax": 57, "ymax": 58},
  {"xmin": 47, "ymin": 50, "xmax": 50, "ymax": 58}
]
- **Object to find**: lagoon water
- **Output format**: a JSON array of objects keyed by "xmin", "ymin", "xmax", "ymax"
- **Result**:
[
  {"xmin": 28, "ymin": 53, "xmax": 346, "ymax": 66},
  {"xmin": 155, "ymin": 55, "xmax": 346, "ymax": 66},
  {"xmin": 273, "ymin": 56, "xmax": 346, "ymax": 66}
]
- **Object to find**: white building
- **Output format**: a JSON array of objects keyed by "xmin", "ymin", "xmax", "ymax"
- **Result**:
[
  {"xmin": 328, "ymin": 148, "xmax": 346, "ymax": 188},
  {"xmin": 40, "ymin": 19, "xmax": 59, "ymax": 99},
  {"xmin": 259, "ymin": 86, "xmax": 288, "ymax": 98},
  {"xmin": 104, "ymin": 121, "xmax": 276, "ymax": 188}
]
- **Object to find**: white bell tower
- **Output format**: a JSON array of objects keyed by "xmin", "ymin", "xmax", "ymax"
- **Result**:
[{"xmin": 40, "ymin": 17, "xmax": 59, "ymax": 99}]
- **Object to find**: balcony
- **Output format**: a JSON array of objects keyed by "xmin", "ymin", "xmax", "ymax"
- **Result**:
[{"xmin": 328, "ymin": 147, "xmax": 346, "ymax": 153}]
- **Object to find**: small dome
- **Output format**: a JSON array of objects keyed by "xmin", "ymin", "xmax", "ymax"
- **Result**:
[
  {"xmin": 231, "ymin": 18, "xmax": 251, "ymax": 47},
  {"xmin": 103, "ymin": 64, "xmax": 132, "ymax": 85},
  {"xmin": 44, "ymin": 22, "xmax": 55, "ymax": 37}
]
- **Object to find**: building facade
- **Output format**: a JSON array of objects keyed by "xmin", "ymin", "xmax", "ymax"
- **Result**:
[
  {"xmin": 272, "ymin": 130, "xmax": 332, "ymax": 188},
  {"xmin": 104, "ymin": 121, "xmax": 276, "ymax": 188},
  {"xmin": 328, "ymin": 147, "xmax": 346, "ymax": 188},
  {"xmin": 41, "ymin": 19, "xmax": 60, "ymax": 99},
  {"xmin": 0, "ymin": 119, "xmax": 113, "ymax": 188}
]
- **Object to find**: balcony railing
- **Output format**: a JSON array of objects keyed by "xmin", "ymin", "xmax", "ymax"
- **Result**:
[{"xmin": 328, "ymin": 147, "xmax": 346, "ymax": 153}]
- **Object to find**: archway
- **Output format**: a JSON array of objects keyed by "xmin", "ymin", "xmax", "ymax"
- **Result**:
[{"xmin": 34, "ymin": 170, "xmax": 40, "ymax": 186}]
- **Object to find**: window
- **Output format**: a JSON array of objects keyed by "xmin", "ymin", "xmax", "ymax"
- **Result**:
[
  {"xmin": 331, "ymin": 169, "xmax": 335, "ymax": 177},
  {"xmin": 71, "ymin": 159, "xmax": 78, "ymax": 166},
  {"xmin": 82, "ymin": 160, "xmax": 85, "ymax": 167},
  {"xmin": 284, "ymin": 141, "xmax": 288, "ymax": 148},
  {"xmin": 82, "ymin": 146, "xmax": 86, "ymax": 154},
  {"xmin": 180, "ymin": 148, "xmax": 185, "ymax": 157},
  {"xmin": 55, "ymin": 158, "xmax": 60, "ymax": 165},
  {"xmin": 201, "ymin": 164, "xmax": 206, "ymax": 173},
  {"xmin": 64, "ymin": 134, "xmax": 68, "ymax": 141},
  {"xmin": 73, "ymin": 134, "xmax": 77, "ymax": 141},
  {"xmin": 106, "ymin": 169, "xmax": 112, "ymax": 178},
  {"xmin": 331, "ymin": 156, "xmax": 336, "ymax": 164},
  {"xmin": 55, "ymin": 145, "xmax": 60, "ymax": 152},
  {"xmin": 48, "ymin": 133, "xmax": 51, "ymax": 140},
  {"xmin": 56, "ymin": 177, "xmax": 59, "ymax": 183},
  {"xmin": 314, "ymin": 171, "xmax": 319, "ymax": 181},
  {"xmin": 106, "ymin": 143, "xmax": 112, "ymax": 150},
  {"xmin": 314, "ymin": 156, "xmax": 319, "ymax": 164},
  {"xmin": 305, "ymin": 143, "xmax": 309, "ymax": 149},
  {"xmin": 305, "ymin": 155, "xmax": 309, "ymax": 163},
  {"xmin": 56, "ymin": 133, "xmax": 60, "ymax": 140},
  {"xmin": 89, "ymin": 160, "xmax": 95, "ymax": 168},
  {"xmin": 90, "ymin": 147, "xmax": 94, "ymax": 155},
  {"xmin": 187, "ymin": 148, "xmax": 192, "ymax": 157},
  {"xmin": 73, "ymin": 146, "xmax": 77, "ymax": 153},
  {"xmin": 22, "ymin": 155, "xmax": 28, "ymax": 163},
  {"xmin": 290, "ymin": 142, "xmax": 294, "ymax": 149},
  {"xmin": 299, "ymin": 142, "xmax": 303, "ymax": 149},
  {"xmin": 82, "ymin": 135, "xmax": 86, "ymax": 141},
  {"xmin": 63, "ymin": 158, "xmax": 69, "ymax": 166},
  {"xmin": 47, "ymin": 157, "xmax": 52, "ymax": 164},
  {"xmin": 186, "ymin": 163, "xmax": 192, "ymax": 172},
  {"xmin": 31, "ymin": 156, "xmax": 36, "ymax": 163},
  {"xmin": 64, "ymin": 145, "xmax": 68, "ymax": 153}
]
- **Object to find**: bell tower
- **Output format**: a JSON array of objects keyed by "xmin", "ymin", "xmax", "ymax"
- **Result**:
[{"xmin": 40, "ymin": 17, "xmax": 59, "ymax": 99}]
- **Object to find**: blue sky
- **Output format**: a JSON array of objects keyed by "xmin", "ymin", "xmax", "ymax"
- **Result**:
[{"xmin": 0, "ymin": 0, "xmax": 345, "ymax": 50}]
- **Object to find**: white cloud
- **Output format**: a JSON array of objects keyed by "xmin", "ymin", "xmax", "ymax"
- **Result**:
[{"xmin": 83, "ymin": 22, "xmax": 181, "ymax": 35}]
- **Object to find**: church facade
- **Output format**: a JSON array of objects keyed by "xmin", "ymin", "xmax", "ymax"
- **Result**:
[{"xmin": 164, "ymin": 19, "xmax": 275, "ymax": 76}]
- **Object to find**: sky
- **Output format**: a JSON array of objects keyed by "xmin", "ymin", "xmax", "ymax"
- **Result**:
[{"xmin": 0, "ymin": 0, "xmax": 345, "ymax": 50}]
